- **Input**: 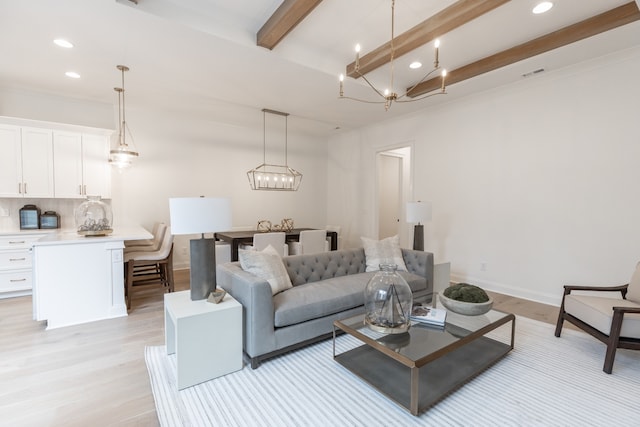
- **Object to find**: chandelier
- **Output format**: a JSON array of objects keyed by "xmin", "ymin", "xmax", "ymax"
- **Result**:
[
  {"xmin": 109, "ymin": 65, "xmax": 139, "ymax": 169},
  {"xmin": 339, "ymin": 0, "xmax": 447, "ymax": 111},
  {"xmin": 247, "ymin": 109, "xmax": 302, "ymax": 191}
]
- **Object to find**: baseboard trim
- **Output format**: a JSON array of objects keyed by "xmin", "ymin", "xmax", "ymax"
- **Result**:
[{"xmin": 449, "ymin": 274, "xmax": 560, "ymax": 307}]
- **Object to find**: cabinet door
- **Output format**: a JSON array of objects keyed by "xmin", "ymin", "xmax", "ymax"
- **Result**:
[
  {"xmin": 53, "ymin": 131, "xmax": 84, "ymax": 198},
  {"xmin": 0, "ymin": 125, "xmax": 22, "ymax": 197},
  {"xmin": 82, "ymin": 134, "xmax": 111, "ymax": 198},
  {"xmin": 21, "ymin": 127, "xmax": 54, "ymax": 198}
]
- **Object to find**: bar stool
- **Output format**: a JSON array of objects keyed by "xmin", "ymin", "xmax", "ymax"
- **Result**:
[
  {"xmin": 124, "ymin": 222, "xmax": 167, "ymax": 252},
  {"xmin": 124, "ymin": 227, "xmax": 174, "ymax": 310}
]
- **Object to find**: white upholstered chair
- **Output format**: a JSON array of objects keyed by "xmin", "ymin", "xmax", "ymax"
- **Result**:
[
  {"xmin": 124, "ymin": 227, "xmax": 174, "ymax": 310},
  {"xmin": 555, "ymin": 261, "xmax": 640, "ymax": 373},
  {"xmin": 124, "ymin": 222, "xmax": 167, "ymax": 253},
  {"xmin": 241, "ymin": 232, "xmax": 288, "ymax": 257},
  {"xmin": 288, "ymin": 229, "xmax": 327, "ymax": 255}
]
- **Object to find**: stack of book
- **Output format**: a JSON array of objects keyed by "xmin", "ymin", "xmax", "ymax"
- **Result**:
[{"xmin": 411, "ymin": 304, "xmax": 447, "ymax": 327}]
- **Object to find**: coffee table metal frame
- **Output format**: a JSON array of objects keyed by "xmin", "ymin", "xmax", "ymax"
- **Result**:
[{"xmin": 333, "ymin": 310, "xmax": 515, "ymax": 415}]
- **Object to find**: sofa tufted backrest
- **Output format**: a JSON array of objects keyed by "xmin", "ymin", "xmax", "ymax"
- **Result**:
[{"xmin": 283, "ymin": 248, "xmax": 367, "ymax": 286}]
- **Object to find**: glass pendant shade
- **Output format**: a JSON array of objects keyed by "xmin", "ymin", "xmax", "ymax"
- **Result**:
[
  {"xmin": 75, "ymin": 196, "xmax": 113, "ymax": 236},
  {"xmin": 364, "ymin": 264, "xmax": 413, "ymax": 334},
  {"xmin": 109, "ymin": 65, "xmax": 138, "ymax": 170}
]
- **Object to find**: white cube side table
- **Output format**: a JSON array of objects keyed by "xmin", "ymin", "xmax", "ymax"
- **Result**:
[
  {"xmin": 164, "ymin": 290, "xmax": 242, "ymax": 389},
  {"xmin": 433, "ymin": 261, "xmax": 451, "ymax": 308}
]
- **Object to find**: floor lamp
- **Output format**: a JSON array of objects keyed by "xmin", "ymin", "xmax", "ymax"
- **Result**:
[
  {"xmin": 169, "ymin": 197, "xmax": 232, "ymax": 300},
  {"xmin": 406, "ymin": 201, "xmax": 432, "ymax": 251}
]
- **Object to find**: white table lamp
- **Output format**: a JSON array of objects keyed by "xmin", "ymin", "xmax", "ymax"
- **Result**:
[
  {"xmin": 406, "ymin": 201, "xmax": 432, "ymax": 251},
  {"xmin": 169, "ymin": 197, "xmax": 232, "ymax": 300}
]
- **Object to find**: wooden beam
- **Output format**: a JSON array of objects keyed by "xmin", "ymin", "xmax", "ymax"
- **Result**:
[
  {"xmin": 257, "ymin": 0, "xmax": 323, "ymax": 50},
  {"xmin": 408, "ymin": 2, "xmax": 640, "ymax": 97},
  {"xmin": 346, "ymin": 0, "xmax": 510, "ymax": 78}
]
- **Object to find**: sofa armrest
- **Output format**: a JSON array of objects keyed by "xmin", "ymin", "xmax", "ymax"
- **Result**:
[
  {"xmin": 401, "ymin": 248, "xmax": 434, "ymax": 295},
  {"xmin": 216, "ymin": 262, "xmax": 276, "ymax": 357}
]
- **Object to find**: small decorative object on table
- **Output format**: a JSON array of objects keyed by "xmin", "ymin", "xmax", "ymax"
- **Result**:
[
  {"xmin": 364, "ymin": 264, "xmax": 413, "ymax": 334},
  {"xmin": 438, "ymin": 282, "xmax": 493, "ymax": 316},
  {"xmin": 207, "ymin": 289, "xmax": 227, "ymax": 304},
  {"xmin": 75, "ymin": 196, "xmax": 113, "ymax": 236},
  {"xmin": 411, "ymin": 303, "xmax": 446, "ymax": 326},
  {"xmin": 257, "ymin": 220, "xmax": 271, "ymax": 232}
]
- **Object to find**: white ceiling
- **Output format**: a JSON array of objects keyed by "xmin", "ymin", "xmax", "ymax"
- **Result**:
[{"xmin": 1, "ymin": 0, "xmax": 639, "ymax": 135}]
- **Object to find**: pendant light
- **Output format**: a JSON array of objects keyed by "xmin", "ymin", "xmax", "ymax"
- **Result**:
[
  {"xmin": 109, "ymin": 65, "xmax": 139, "ymax": 169},
  {"xmin": 247, "ymin": 109, "xmax": 302, "ymax": 191}
]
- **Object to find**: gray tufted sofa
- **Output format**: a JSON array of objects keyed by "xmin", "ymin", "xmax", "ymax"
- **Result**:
[{"xmin": 216, "ymin": 247, "xmax": 434, "ymax": 368}]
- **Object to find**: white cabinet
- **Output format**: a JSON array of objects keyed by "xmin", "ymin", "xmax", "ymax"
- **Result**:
[
  {"xmin": 0, "ymin": 233, "xmax": 46, "ymax": 298},
  {"xmin": 0, "ymin": 124, "xmax": 54, "ymax": 198},
  {"xmin": 53, "ymin": 132, "xmax": 111, "ymax": 198},
  {"xmin": 81, "ymin": 133, "xmax": 111, "ymax": 198},
  {"xmin": 0, "ymin": 125, "xmax": 21, "ymax": 197}
]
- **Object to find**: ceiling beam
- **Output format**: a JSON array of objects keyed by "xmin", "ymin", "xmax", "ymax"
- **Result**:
[
  {"xmin": 257, "ymin": 0, "xmax": 323, "ymax": 50},
  {"xmin": 408, "ymin": 1, "xmax": 640, "ymax": 97},
  {"xmin": 346, "ymin": 0, "xmax": 510, "ymax": 78}
]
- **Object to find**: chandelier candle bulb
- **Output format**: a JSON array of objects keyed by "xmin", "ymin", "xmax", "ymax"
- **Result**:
[
  {"xmin": 339, "ymin": 74, "xmax": 344, "ymax": 96},
  {"xmin": 434, "ymin": 39, "xmax": 440, "ymax": 68},
  {"xmin": 441, "ymin": 69, "xmax": 447, "ymax": 92},
  {"xmin": 355, "ymin": 44, "xmax": 361, "ymax": 70}
]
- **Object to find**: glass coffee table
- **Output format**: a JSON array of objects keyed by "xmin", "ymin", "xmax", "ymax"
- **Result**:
[{"xmin": 333, "ymin": 309, "xmax": 515, "ymax": 416}]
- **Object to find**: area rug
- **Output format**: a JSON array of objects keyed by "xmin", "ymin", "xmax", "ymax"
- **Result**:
[{"xmin": 145, "ymin": 316, "xmax": 640, "ymax": 426}]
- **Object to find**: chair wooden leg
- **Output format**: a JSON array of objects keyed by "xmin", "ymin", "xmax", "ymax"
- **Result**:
[
  {"xmin": 554, "ymin": 291, "xmax": 569, "ymax": 337},
  {"xmin": 603, "ymin": 310, "xmax": 624, "ymax": 374},
  {"xmin": 554, "ymin": 311, "xmax": 565, "ymax": 337},
  {"xmin": 126, "ymin": 261, "xmax": 135, "ymax": 310}
]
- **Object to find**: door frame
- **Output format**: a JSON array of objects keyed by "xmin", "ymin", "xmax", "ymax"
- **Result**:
[{"xmin": 374, "ymin": 142, "xmax": 414, "ymax": 248}]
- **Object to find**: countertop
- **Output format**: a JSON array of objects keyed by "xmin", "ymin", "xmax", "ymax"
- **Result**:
[{"xmin": 0, "ymin": 226, "xmax": 152, "ymax": 245}]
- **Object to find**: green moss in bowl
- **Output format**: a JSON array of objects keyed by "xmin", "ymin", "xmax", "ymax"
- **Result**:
[
  {"xmin": 443, "ymin": 283, "xmax": 490, "ymax": 303},
  {"xmin": 440, "ymin": 283, "xmax": 493, "ymax": 315}
]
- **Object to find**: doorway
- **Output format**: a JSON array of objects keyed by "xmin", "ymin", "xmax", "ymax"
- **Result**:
[{"xmin": 376, "ymin": 145, "xmax": 412, "ymax": 247}]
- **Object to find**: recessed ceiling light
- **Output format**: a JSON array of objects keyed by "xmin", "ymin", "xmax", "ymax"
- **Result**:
[
  {"xmin": 409, "ymin": 61, "xmax": 422, "ymax": 69},
  {"xmin": 532, "ymin": 2, "xmax": 553, "ymax": 14},
  {"xmin": 65, "ymin": 71, "xmax": 81, "ymax": 79},
  {"xmin": 54, "ymin": 39, "xmax": 74, "ymax": 48}
]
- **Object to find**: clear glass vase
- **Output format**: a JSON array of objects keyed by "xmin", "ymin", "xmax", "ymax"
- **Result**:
[
  {"xmin": 364, "ymin": 264, "xmax": 413, "ymax": 334},
  {"xmin": 75, "ymin": 196, "xmax": 113, "ymax": 236}
]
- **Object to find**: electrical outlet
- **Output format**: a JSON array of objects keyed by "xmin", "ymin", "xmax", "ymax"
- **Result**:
[
  {"xmin": 181, "ymin": 246, "xmax": 188, "ymax": 256},
  {"xmin": 480, "ymin": 262, "xmax": 487, "ymax": 271}
]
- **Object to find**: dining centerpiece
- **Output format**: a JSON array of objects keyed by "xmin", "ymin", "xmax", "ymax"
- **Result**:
[
  {"xmin": 364, "ymin": 264, "xmax": 413, "ymax": 334},
  {"xmin": 439, "ymin": 282, "xmax": 493, "ymax": 316},
  {"xmin": 75, "ymin": 196, "xmax": 113, "ymax": 236}
]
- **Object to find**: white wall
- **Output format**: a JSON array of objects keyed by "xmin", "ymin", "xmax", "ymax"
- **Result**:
[
  {"xmin": 0, "ymin": 88, "xmax": 328, "ymax": 268},
  {"xmin": 328, "ymin": 47, "xmax": 640, "ymax": 306}
]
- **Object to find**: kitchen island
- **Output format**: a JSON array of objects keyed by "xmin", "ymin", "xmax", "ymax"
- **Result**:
[{"xmin": 32, "ymin": 226, "xmax": 152, "ymax": 330}]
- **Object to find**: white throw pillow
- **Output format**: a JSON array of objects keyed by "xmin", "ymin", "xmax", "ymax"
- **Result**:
[
  {"xmin": 239, "ymin": 244, "xmax": 293, "ymax": 295},
  {"xmin": 361, "ymin": 235, "xmax": 407, "ymax": 272}
]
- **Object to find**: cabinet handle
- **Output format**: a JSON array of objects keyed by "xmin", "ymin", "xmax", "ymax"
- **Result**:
[
  {"xmin": 9, "ymin": 241, "xmax": 26, "ymax": 245},
  {"xmin": 10, "ymin": 278, "xmax": 27, "ymax": 283},
  {"xmin": 83, "ymin": 185, "xmax": 87, "ymax": 195},
  {"xmin": 18, "ymin": 183, "xmax": 22, "ymax": 194},
  {"xmin": 9, "ymin": 257, "xmax": 27, "ymax": 262},
  {"xmin": 79, "ymin": 185, "xmax": 82, "ymax": 195},
  {"xmin": 24, "ymin": 183, "xmax": 27, "ymax": 194}
]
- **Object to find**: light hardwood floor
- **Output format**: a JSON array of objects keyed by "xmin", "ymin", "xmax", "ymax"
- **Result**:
[{"xmin": 0, "ymin": 269, "xmax": 562, "ymax": 426}]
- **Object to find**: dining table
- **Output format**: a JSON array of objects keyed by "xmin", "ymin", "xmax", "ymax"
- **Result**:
[{"xmin": 214, "ymin": 228, "xmax": 338, "ymax": 262}]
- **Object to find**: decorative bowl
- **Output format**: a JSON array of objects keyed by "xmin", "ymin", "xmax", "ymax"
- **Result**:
[{"xmin": 438, "ymin": 293, "xmax": 493, "ymax": 316}]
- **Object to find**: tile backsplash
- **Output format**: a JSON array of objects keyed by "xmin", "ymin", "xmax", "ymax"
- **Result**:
[{"xmin": 0, "ymin": 198, "xmax": 111, "ymax": 231}]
